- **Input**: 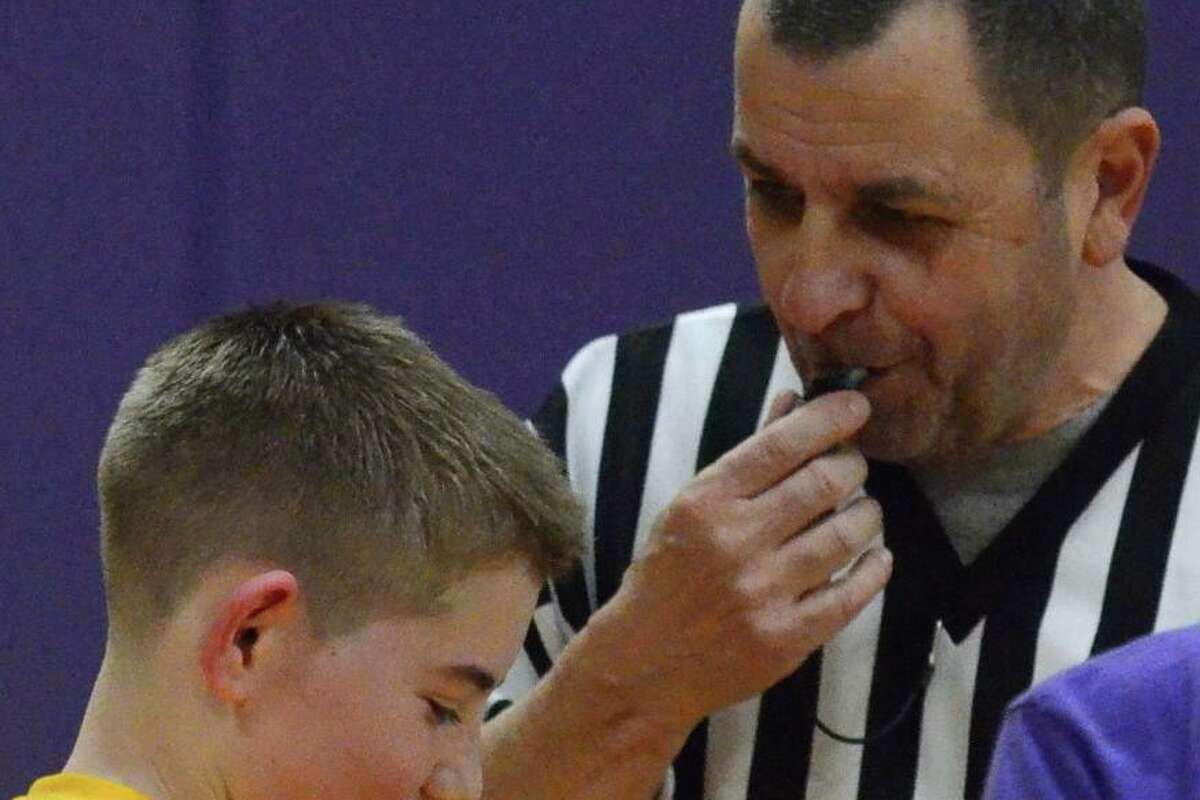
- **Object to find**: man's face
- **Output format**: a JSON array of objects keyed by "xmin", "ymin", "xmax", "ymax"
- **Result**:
[
  {"xmin": 239, "ymin": 562, "xmax": 540, "ymax": 800},
  {"xmin": 733, "ymin": 1, "xmax": 1089, "ymax": 463}
]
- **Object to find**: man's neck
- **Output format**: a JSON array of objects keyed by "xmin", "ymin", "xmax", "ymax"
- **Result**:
[
  {"xmin": 1007, "ymin": 258, "xmax": 1167, "ymax": 443},
  {"xmin": 913, "ymin": 392, "xmax": 1112, "ymax": 564}
]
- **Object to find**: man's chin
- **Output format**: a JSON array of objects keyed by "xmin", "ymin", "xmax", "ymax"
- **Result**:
[
  {"xmin": 857, "ymin": 428, "xmax": 927, "ymax": 464},
  {"xmin": 853, "ymin": 403, "xmax": 942, "ymax": 465}
]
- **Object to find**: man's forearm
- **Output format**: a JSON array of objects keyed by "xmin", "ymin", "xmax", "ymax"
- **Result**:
[{"xmin": 482, "ymin": 612, "xmax": 695, "ymax": 800}]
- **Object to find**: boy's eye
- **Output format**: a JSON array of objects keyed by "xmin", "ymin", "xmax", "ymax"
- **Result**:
[{"xmin": 426, "ymin": 699, "xmax": 462, "ymax": 726}]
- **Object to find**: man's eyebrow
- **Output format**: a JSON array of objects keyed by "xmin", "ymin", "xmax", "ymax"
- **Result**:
[
  {"xmin": 732, "ymin": 141, "xmax": 957, "ymax": 207},
  {"xmin": 729, "ymin": 139, "xmax": 785, "ymax": 181},
  {"xmin": 435, "ymin": 664, "xmax": 498, "ymax": 694}
]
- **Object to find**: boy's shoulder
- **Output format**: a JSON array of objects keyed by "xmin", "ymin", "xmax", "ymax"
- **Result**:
[{"xmin": 14, "ymin": 774, "xmax": 149, "ymax": 800}]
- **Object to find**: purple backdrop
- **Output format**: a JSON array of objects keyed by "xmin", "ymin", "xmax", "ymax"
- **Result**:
[{"xmin": 1, "ymin": 2, "xmax": 1196, "ymax": 792}]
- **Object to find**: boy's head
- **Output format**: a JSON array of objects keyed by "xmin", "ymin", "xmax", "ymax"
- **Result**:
[{"xmin": 92, "ymin": 302, "xmax": 582, "ymax": 799}]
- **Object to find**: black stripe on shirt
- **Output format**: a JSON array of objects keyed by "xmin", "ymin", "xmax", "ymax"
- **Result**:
[
  {"xmin": 673, "ymin": 729, "xmax": 709, "ymax": 800},
  {"xmin": 963, "ymin": 551, "xmax": 1061, "ymax": 799},
  {"xmin": 531, "ymin": 383, "xmax": 569, "ymax": 459},
  {"xmin": 535, "ymin": 383, "xmax": 571, "ymax": 460},
  {"xmin": 523, "ymin": 586, "xmax": 556, "ymax": 678},
  {"xmin": 746, "ymin": 652, "xmax": 823, "ymax": 800},
  {"xmin": 1091, "ymin": 371, "xmax": 1200, "ymax": 655},
  {"xmin": 521, "ymin": 623, "xmax": 553, "ymax": 678},
  {"xmin": 549, "ymin": 569, "xmax": 593, "ymax": 640},
  {"xmin": 532, "ymin": 382, "xmax": 594, "ymax": 633},
  {"xmin": 592, "ymin": 323, "xmax": 675, "ymax": 608},
  {"xmin": 675, "ymin": 307, "xmax": 780, "ymax": 799},
  {"xmin": 696, "ymin": 306, "xmax": 780, "ymax": 470},
  {"xmin": 857, "ymin": 465, "xmax": 950, "ymax": 800}
]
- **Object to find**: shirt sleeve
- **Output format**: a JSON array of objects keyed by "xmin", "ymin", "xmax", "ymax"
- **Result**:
[{"xmin": 982, "ymin": 699, "xmax": 1107, "ymax": 800}]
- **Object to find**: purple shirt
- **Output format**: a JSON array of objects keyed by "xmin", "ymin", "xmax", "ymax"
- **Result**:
[{"xmin": 984, "ymin": 625, "xmax": 1200, "ymax": 800}]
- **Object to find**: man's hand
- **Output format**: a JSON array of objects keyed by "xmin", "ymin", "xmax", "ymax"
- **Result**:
[
  {"xmin": 590, "ymin": 388, "xmax": 892, "ymax": 727},
  {"xmin": 482, "ymin": 389, "xmax": 892, "ymax": 800}
]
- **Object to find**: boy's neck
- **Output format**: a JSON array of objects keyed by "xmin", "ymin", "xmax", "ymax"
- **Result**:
[{"xmin": 64, "ymin": 649, "xmax": 222, "ymax": 800}]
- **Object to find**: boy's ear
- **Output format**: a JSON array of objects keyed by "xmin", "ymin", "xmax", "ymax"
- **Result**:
[
  {"xmin": 199, "ymin": 570, "xmax": 302, "ymax": 705},
  {"xmin": 1080, "ymin": 107, "xmax": 1160, "ymax": 269}
]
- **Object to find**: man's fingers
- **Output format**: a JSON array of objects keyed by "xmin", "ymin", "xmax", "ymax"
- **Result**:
[
  {"xmin": 752, "ymin": 445, "xmax": 869, "ymax": 539},
  {"xmin": 763, "ymin": 389, "xmax": 800, "ymax": 427},
  {"xmin": 786, "ymin": 547, "xmax": 893, "ymax": 651},
  {"xmin": 703, "ymin": 391, "xmax": 871, "ymax": 498},
  {"xmin": 776, "ymin": 497, "xmax": 883, "ymax": 588}
]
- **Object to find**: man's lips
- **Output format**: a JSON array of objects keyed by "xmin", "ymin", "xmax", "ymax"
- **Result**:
[
  {"xmin": 806, "ymin": 362, "xmax": 908, "ymax": 397},
  {"xmin": 807, "ymin": 367, "xmax": 870, "ymax": 397}
]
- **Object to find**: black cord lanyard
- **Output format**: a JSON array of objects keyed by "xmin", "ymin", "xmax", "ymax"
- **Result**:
[
  {"xmin": 814, "ymin": 621, "xmax": 941, "ymax": 746},
  {"xmin": 799, "ymin": 373, "xmax": 938, "ymax": 745}
]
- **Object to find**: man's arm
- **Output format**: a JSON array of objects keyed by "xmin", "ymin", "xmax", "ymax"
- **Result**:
[
  {"xmin": 483, "ymin": 390, "xmax": 893, "ymax": 800},
  {"xmin": 482, "ymin": 608, "xmax": 694, "ymax": 800}
]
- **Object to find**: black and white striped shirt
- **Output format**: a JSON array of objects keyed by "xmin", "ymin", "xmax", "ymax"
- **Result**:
[{"xmin": 497, "ymin": 260, "xmax": 1200, "ymax": 799}]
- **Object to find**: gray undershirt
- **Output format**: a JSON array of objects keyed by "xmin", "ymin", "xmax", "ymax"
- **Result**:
[{"xmin": 909, "ymin": 396, "xmax": 1112, "ymax": 565}]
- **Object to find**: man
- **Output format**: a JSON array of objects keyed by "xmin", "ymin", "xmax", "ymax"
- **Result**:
[
  {"xmin": 483, "ymin": 0, "xmax": 1200, "ymax": 798},
  {"xmin": 984, "ymin": 625, "xmax": 1200, "ymax": 799},
  {"xmin": 13, "ymin": 302, "xmax": 582, "ymax": 800}
]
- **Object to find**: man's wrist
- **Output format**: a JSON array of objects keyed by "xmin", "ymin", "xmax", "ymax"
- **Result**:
[{"xmin": 551, "ymin": 599, "xmax": 701, "ymax": 757}]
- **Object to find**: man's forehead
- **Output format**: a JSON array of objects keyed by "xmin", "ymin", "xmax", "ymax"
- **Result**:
[
  {"xmin": 734, "ymin": 0, "xmax": 985, "ymax": 113},
  {"xmin": 731, "ymin": 1, "xmax": 1033, "ymax": 202}
]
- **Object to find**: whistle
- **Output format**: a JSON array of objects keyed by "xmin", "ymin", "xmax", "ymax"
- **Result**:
[{"xmin": 806, "ymin": 367, "xmax": 869, "ymax": 399}]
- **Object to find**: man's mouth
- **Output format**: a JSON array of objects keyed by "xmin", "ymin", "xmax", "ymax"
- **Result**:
[{"xmin": 807, "ymin": 367, "xmax": 870, "ymax": 398}]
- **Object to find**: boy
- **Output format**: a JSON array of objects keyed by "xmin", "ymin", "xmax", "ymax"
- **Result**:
[{"xmin": 15, "ymin": 302, "xmax": 582, "ymax": 800}]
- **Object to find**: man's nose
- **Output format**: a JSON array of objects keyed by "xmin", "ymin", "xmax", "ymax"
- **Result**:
[{"xmin": 773, "ymin": 208, "xmax": 873, "ymax": 335}]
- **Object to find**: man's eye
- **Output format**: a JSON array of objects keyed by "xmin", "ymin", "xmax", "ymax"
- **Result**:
[
  {"xmin": 748, "ymin": 180, "xmax": 803, "ymax": 215},
  {"xmin": 867, "ymin": 203, "xmax": 928, "ymax": 227},
  {"xmin": 426, "ymin": 699, "xmax": 462, "ymax": 726}
]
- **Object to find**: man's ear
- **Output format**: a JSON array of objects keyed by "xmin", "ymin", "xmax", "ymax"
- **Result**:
[
  {"xmin": 1080, "ymin": 107, "xmax": 1160, "ymax": 268},
  {"xmin": 199, "ymin": 570, "xmax": 302, "ymax": 705}
]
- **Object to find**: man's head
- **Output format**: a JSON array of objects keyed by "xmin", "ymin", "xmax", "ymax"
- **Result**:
[
  {"xmin": 94, "ymin": 302, "xmax": 582, "ymax": 799},
  {"xmin": 761, "ymin": 0, "xmax": 1146, "ymax": 185},
  {"xmin": 733, "ymin": 0, "xmax": 1159, "ymax": 463}
]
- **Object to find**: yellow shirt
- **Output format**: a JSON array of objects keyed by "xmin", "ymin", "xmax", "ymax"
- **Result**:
[{"xmin": 13, "ymin": 774, "xmax": 150, "ymax": 800}]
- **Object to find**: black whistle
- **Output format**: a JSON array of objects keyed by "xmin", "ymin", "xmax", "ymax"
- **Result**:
[{"xmin": 806, "ymin": 367, "xmax": 869, "ymax": 399}]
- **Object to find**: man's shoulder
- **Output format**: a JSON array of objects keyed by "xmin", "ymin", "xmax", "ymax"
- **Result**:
[{"xmin": 560, "ymin": 301, "xmax": 775, "ymax": 383}]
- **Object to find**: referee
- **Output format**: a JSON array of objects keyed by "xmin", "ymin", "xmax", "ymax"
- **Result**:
[{"xmin": 483, "ymin": 1, "xmax": 1199, "ymax": 798}]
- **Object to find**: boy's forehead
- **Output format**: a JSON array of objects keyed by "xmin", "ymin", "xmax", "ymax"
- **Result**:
[{"xmin": 362, "ymin": 562, "xmax": 541, "ymax": 673}]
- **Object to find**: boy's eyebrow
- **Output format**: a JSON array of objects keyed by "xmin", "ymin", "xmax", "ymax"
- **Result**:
[{"xmin": 435, "ymin": 664, "xmax": 498, "ymax": 693}]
